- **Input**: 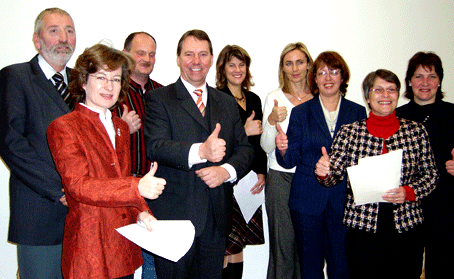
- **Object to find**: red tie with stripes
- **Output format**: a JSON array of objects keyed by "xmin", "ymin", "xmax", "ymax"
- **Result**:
[{"xmin": 193, "ymin": 89, "xmax": 205, "ymax": 116}]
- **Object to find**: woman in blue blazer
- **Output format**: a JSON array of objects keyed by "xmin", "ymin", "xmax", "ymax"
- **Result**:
[{"xmin": 276, "ymin": 51, "xmax": 366, "ymax": 279}]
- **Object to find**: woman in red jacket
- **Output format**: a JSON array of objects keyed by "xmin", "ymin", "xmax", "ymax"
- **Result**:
[{"xmin": 47, "ymin": 43, "xmax": 165, "ymax": 279}]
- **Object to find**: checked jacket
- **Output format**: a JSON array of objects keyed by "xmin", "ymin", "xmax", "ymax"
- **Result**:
[{"xmin": 317, "ymin": 118, "xmax": 438, "ymax": 233}]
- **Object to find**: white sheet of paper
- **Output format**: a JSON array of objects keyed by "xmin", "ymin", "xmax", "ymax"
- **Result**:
[
  {"xmin": 116, "ymin": 220, "xmax": 194, "ymax": 262},
  {"xmin": 234, "ymin": 171, "xmax": 265, "ymax": 223},
  {"xmin": 346, "ymin": 149, "xmax": 403, "ymax": 205}
]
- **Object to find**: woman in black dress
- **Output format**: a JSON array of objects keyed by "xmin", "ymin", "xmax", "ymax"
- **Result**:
[{"xmin": 215, "ymin": 44, "xmax": 267, "ymax": 279}]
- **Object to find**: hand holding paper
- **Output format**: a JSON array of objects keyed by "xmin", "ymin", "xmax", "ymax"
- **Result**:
[
  {"xmin": 346, "ymin": 149, "xmax": 403, "ymax": 205},
  {"xmin": 382, "ymin": 186, "xmax": 406, "ymax": 204}
]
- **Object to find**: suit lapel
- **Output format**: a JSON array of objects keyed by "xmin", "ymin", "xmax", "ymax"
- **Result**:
[
  {"xmin": 335, "ymin": 97, "xmax": 348, "ymax": 134},
  {"xmin": 30, "ymin": 55, "xmax": 70, "ymax": 114},
  {"xmin": 206, "ymin": 87, "xmax": 223, "ymax": 131},
  {"xmin": 174, "ymin": 79, "xmax": 210, "ymax": 132},
  {"xmin": 312, "ymin": 98, "xmax": 332, "ymax": 140}
]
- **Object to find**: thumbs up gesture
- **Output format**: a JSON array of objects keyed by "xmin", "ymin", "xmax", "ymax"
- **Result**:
[
  {"xmin": 121, "ymin": 104, "xmax": 141, "ymax": 134},
  {"xmin": 315, "ymin": 147, "xmax": 331, "ymax": 177},
  {"xmin": 268, "ymin": 99, "xmax": 288, "ymax": 126},
  {"xmin": 199, "ymin": 123, "xmax": 226, "ymax": 163},
  {"xmin": 244, "ymin": 110, "xmax": 263, "ymax": 136},
  {"xmin": 138, "ymin": 162, "xmax": 166, "ymax": 200},
  {"xmin": 275, "ymin": 123, "xmax": 288, "ymax": 157},
  {"xmin": 446, "ymin": 148, "xmax": 454, "ymax": 176}
]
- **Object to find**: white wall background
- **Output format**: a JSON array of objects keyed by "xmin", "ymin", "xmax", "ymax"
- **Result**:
[{"xmin": 1, "ymin": 0, "xmax": 453, "ymax": 278}]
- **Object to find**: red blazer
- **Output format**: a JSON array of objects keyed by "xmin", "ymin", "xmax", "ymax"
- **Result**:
[{"xmin": 47, "ymin": 104, "xmax": 150, "ymax": 279}]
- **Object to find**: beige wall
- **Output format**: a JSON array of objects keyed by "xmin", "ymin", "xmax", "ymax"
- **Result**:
[{"xmin": 1, "ymin": 0, "xmax": 453, "ymax": 278}]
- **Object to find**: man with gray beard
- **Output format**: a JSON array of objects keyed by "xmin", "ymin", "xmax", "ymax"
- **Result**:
[{"xmin": 0, "ymin": 7, "xmax": 76, "ymax": 279}]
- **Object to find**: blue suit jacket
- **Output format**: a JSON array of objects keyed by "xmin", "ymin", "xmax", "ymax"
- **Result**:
[{"xmin": 277, "ymin": 96, "xmax": 366, "ymax": 215}]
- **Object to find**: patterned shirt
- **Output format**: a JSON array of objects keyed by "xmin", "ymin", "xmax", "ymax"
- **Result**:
[
  {"xmin": 318, "ymin": 118, "xmax": 438, "ymax": 233},
  {"xmin": 113, "ymin": 78, "xmax": 162, "ymax": 176}
]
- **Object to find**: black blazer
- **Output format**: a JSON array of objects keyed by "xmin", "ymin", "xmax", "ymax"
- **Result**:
[
  {"xmin": 144, "ymin": 78, "xmax": 254, "ymax": 236},
  {"xmin": 0, "ymin": 55, "xmax": 70, "ymax": 245}
]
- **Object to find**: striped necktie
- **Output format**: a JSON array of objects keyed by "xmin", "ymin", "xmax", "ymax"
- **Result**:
[
  {"xmin": 52, "ymin": 72, "xmax": 69, "ymax": 104},
  {"xmin": 193, "ymin": 89, "xmax": 205, "ymax": 116}
]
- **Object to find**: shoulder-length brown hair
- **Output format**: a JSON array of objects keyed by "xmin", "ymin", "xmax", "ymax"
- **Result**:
[
  {"xmin": 308, "ymin": 51, "xmax": 350, "ymax": 96},
  {"xmin": 404, "ymin": 51, "xmax": 444, "ymax": 101},
  {"xmin": 278, "ymin": 42, "xmax": 313, "ymax": 93},
  {"xmin": 68, "ymin": 43, "xmax": 135, "ymax": 110},
  {"xmin": 215, "ymin": 45, "xmax": 254, "ymax": 92}
]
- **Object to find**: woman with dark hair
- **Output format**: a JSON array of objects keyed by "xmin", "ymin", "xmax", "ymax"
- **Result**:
[
  {"xmin": 215, "ymin": 44, "xmax": 266, "ymax": 279},
  {"xmin": 260, "ymin": 42, "xmax": 313, "ymax": 279},
  {"xmin": 396, "ymin": 51, "xmax": 454, "ymax": 278},
  {"xmin": 276, "ymin": 51, "xmax": 366, "ymax": 279},
  {"xmin": 47, "ymin": 44, "xmax": 166, "ymax": 279},
  {"xmin": 315, "ymin": 69, "xmax": 438, "ymax": 279}
]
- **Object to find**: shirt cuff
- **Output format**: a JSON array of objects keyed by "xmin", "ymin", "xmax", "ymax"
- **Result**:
[
  {"xmin": 402, "ymin": 186, "xmax": 416, "ymax": 201},
  {"xmin": 188, "ymin": 143, "xmax": 207, "ymax": 168},
  {"xmin": 221, "ymin": 163, "xmax": 237, "ymax": 183}
]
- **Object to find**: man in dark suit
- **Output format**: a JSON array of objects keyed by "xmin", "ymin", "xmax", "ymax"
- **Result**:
[
  {"xmin": 144, "ymin": 29, "xmax": 253, "ymax": 279},
  {"xmin": 0, "ymin": 7, "xmax": 76, "ymax": 279}
]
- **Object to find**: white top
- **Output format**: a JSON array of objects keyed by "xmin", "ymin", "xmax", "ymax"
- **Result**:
[
  {"xmin": 319, "ymin": 94, "xmax": 341, "ymax": 137},
  {"xmin": 80, "ymin": 103, "xmax": 115, "ymax": 149},
  {"xmin": 260, "ymin": 88, "xmax": 296, "ymax": 173}
]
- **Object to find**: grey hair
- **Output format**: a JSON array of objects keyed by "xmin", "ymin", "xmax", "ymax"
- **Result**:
[{"xmin": 34, "ymin": 7, "xmax": 72, "ymax": 34}]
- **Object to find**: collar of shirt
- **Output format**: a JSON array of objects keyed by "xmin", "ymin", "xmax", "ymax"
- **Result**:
[
  {"xmin": 181, "ymin": 77, "xmax": 208, "ymax": 106},
  {"xmin": 129, "ymin": 78, "xmax": 153, "ymax": 95},
  {"xmin": 37, "ymin": 54, "xmax": 68, "ymax": 85},
  {"xmin": 79, "ymin": 103, "xmax": 116, "ymax": 149}
]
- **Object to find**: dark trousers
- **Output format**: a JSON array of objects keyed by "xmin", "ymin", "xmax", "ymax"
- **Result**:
[
  {"xmin": 154, "ymin": 200, "xmax": 226, "ymax": 279},
  {"xmin": 423, "ymin": 209, "xmax": 454, "ymax": 278},
  {"xmin": 290, "ymin": 202, "xmax": 348, "ymax": 279},
  {"xmin": 17, "ymin": 244, "xmax": 63, "ymax": 279},
  {"xmin": 345, "ymin": 226, "xmax": 423, "ymax": 279}
]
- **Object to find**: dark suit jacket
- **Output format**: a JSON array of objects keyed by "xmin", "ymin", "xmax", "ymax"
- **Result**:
[
  {"xmin": 277, "ymin": 96, "xmax": 366, "ymax": 216},
  {"xmin": 0, "ymin": 55, "xmax": 70, "ymax": 245},
  {"xmin": 47, "ymin": 104, "xmax": 148, "ymax": 278},
  {"xmin": 144, "ymin": 78, "xmax": 254, "ymax": 237}
]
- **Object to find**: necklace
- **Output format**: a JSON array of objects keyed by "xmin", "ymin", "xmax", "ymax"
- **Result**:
[
  {"xmin": 234, "ymin": 93, "xmax": 245, "ymax": 102},
  {"xmin": 295, "ymin": 93, "xmax": 308, "ymax": 101},
  {"xmin": 423, "ymin": 115, "xmax": 430, "ymax": 123}
]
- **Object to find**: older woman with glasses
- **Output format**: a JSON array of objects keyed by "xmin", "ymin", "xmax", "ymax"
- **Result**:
[
  {"xmin": 315, "ymin": 69, "xmax": 438, "ymax": 279},
  {"xmin": 47, "ymin": 44, "xmax": 166, "ymax": 279},
  {"xmin": 275, "ymin": 51, "xmax": 366, "ymax": 279},
  {"xmin": 396, "ymin": 52, "xmax": 454, "ymax": 278}
]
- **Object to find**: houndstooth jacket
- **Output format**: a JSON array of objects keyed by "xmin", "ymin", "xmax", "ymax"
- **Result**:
[{"xmin": 317, "ymin": 118, "xmax": 438, "ymax": 233}]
